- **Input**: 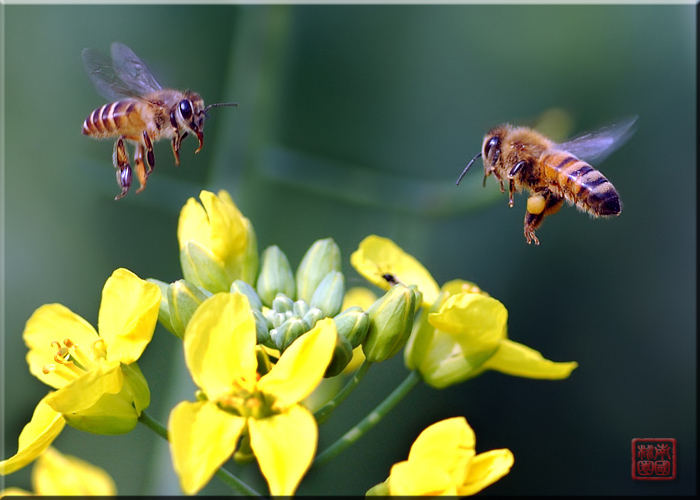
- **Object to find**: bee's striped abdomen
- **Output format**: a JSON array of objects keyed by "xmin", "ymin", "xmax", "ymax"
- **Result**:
[
  {"xmin": 82, "ymin": 100, "xmax": 142, "ymax": 138},
  {"xmin": 541, "ymin": 151, "xmax": 621, "ymax": 217}
]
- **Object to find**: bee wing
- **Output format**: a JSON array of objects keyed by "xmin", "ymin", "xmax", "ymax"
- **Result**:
[
  {"xmin": 82, "ymin": 42, "xmax": 161, "ymax": 101},
  {"xmin": 556, "ymin": 115, "xmax": 638, "ymax": 164}
]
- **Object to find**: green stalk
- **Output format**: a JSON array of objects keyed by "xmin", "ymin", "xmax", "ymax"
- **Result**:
[
  {"xmin": 314, "ymin": 359, "xmax": 373, "ymax": 425},
  {"xmin": 138, "ymin": 411, "xmax": 262, "ymax": 497},
  {"xmin": 312, "ymin": 370, "xmax": 422, "ymax": 468}
]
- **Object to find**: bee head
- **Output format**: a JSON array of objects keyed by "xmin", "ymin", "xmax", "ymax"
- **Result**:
[
  {"xmin": 170, "ymin": 92, "xmax": 237, "ymax": 154},
  {"xmin": 482, "ymin": 131, "xmax": 503, "ymax": 168}
]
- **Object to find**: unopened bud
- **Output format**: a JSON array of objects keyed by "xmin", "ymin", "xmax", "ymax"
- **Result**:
[
  {"xmin": 324, "ymin": 332, "xmax": 353, "ymax": 378},
  {"xmin": 272, "ymin": 317, "xmax": 307, "ymax": 352},
  {"xmin": 168, "ymin": 279, "xmax": 210, "ymax": 339},
  {"xmin": 296, "ymin": 238, "xmax": 342, "ymax": 302},
  {"xmin": 310, "ymin": 271, "xmax": 345, "ymax": 318},
  {"xmin": 230, "ymin": 280, "xmax": 263, "ymax": 311},
  {"xmin": 180, "ymin": 241, "xmax": 230, "ymax": 293},
  {"xmin": 147, "ymin": 278, "xmax": 176, "ymax": 336},
  {"xmin": 272, "ymin": 293, "xmax": 295, "ymax": 314},
  {"xmin": 256, "ymin": 246, "xmax": 296, "ymax": 307},
  {"xmin": 251, "ymin": 309, "xmax": 272, "ymax": 346},
  {"xmin": 362, "ymin": 284, "xmax": 416, "ymax": 363},
  {"xmin": 333, "ymin": 306, "xmax": 370, "ymax": 349},
  {"xmin": 302, "ymin": 307, "xmax": 324, "ymax": 330}
]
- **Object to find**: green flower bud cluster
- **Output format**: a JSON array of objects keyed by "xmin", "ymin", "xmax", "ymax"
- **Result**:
[
  {"xmin": 151, "ymin": 237, "xmax": 420, "ymax": 375},
  {"xmin": 252, "ymin": 239, "xmax": 369, "ymax": 376}
]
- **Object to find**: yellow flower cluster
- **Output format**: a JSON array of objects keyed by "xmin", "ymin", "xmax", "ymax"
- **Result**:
[{"xmin": 2, "ymin": 190, "xmax": 580, "ymax": 497}]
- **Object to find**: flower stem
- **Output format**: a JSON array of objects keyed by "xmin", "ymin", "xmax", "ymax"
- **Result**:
[
  {"xmin": 138, "ymin": 411, "xmax": 262, "ymax": 497},
  {"xmin": 312, "ymin": 370, "xmax": 422, "ymax": 468},
  {"xmin": 138, "ymin": 410, "xmax": 168, "ymax": 440},
  {"xmin": 314, "ymin": 359, "xmax": 373, "ymax": 425}
]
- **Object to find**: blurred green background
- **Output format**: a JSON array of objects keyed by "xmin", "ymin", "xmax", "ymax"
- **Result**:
[{"xmin": 2, "ymin": 4, "xmax": 695, "ymax": 496}]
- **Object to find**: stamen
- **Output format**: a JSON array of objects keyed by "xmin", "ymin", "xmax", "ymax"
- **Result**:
[
  {"xmin": 50, "ymin": 338, "xmax": 94, "ymax": 375},
  {"xmin": 92, "ymin": 339, "xmax": 108, "ymax": 359},
  {"xmin": 41, "ymin": 363, "xmax": 78, "ymax": 382}
]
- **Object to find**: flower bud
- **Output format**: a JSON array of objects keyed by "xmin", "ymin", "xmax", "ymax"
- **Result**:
[
  {"xmin": 168, "ymin": 279, "xmax": 210, "ymax": 339},
  {"xmin": 147, "ymin": 278, "xmax": 177, "ymax": 335},
  {"xmin": 293, "ymin": 300, "xmax": 310, "ymax": 318},
  {"xmin": 408, "ymin": 285, "xmax": 423, "ymax": 310},
  {"xmin": 251, "ymin": 309, "xmax": 272, "ymax": 346},
  {"xmin": 333, "ymin": 306, "xmax": 370, "ymax": 349},
  {"xmin": 269, "ymin": 311, "xmax": 288, "ymax": 329},
  {"xmin": 179, "ymin": 241, "xmax": 230, "ymax": 293},
  {"xmin": 309, "ymin": 271, "xmax": 345, "ymax": 318},
  {"xmin": 256, "ymin": 246, "xmax": 296, "ymax": 307},
  {"xmin": 271, "ymin": 317, "xmax": 307, "ymax": 352},
  {"xmin": 177, "ymin": 190, "xmax": 259, "ymax": 288},
  {"xmin": 296, "ymin": 238, "xmax": 342, "ymax": 302},
  {"xmin": 272, "ymin": 293, "xmax": 295, "ymax": 314},
  {"xmin": 230, "ymin": 279, "xmax": 263, "ymax": 311},
  {"xmin": 324, "ymin": 332, "xmax": 353, "ymax": 378},
  {"xmin": 302, "ymin": 307, "xmax": 324, "ymax": 330},
  {"xmin": 362, "ymin": 284, "xmax": 417, "ymax": 363}
]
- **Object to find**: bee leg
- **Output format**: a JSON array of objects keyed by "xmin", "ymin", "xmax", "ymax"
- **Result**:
[
  {"xmin": 485, "ymin": 167, "xmax": 506, "ymax": 192},
  {"xmin": 142, "ymin": 131, "xmax": 155, "ymax": 176},
  {"xmin": 113, "ymin": 136, "xmax": 132, "ymax": 200},
  {"xmin": 134, "ymin": 143, "xmax": 149, "ymax": 194},
  {"xmin": 507, "ymin": 179, "xmax": 516, "ymax": 207},
  {"xmin": 171, "ymin": 134, "xmax": 182, "ymax": 166},
  {"xmin": 523, "ymin": 191, "xmax": 563, "ymax": 245}
]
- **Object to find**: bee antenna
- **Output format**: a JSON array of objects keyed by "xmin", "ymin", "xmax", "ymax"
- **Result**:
[
  {"xmin": 456, "ymin": 152, "xmax": 482, "ymax": 186},
  {"xmin": 203, "ymin": 102, "xmax": 239, "ymax": 113}
]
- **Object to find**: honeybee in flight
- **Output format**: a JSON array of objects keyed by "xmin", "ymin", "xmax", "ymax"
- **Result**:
[
  {"xmin": 82, "ymin": 42, "xmax": 237, "ymax": 199},
  {"xmin": 456, "ymin": 116, "xmax": 637, "ymax": 245}
]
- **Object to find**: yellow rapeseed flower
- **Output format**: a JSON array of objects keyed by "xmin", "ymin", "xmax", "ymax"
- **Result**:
[
  {"xmin": 178, "ymin": 190, "xmax": 258, "ymax": 292},
  {"xmin": 168, "ymin": 292, "xmax": 336, "ymax": 495},
  {"xmin": 367, "ymin": 416, "xmax": 514, "ymax": 496},
  {"xmin": 0, "ymin": 269, "xmax": 160, "ymax": 475},
  {"xmin": 407, "ymin": 291, "xmax": 578, "ymax": 388},
  {"xmin": 0, "ymin": 447, "xmax": 116, "ymax": 496}
]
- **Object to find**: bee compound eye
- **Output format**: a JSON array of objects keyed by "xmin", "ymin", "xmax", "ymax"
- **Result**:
[
  {"xmin": 179, "ymin": 100, "xmax": 193, "ymax": 120},
  {"xmin": 484, "ymin": 136, "xmax": 501, "ymax": 160}
]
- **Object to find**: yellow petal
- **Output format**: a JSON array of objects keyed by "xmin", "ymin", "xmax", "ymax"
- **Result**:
[
  {"xmin": 184, "ymin": 293, "xmax": 257, "ymax": 399},
  {"xmin": 0, "ymin": 487, "xmax": 32, "ymax": 495},
  {"xmin": 408, "ymin": 417, "xmax": 475, "ymax": 469},
  {"xmin": 44, "ymin": 361, "xmax": 123, "ymax": 415},
  {"xmin": 249, "ymin": 405, "xmax": 317, "ymax": 496},
  {"xmin": 388, "ymin": 460, "xmax": 456, "ymax": 495},
  {"xmin": 428, "ymin": 293, "xmax": 507, "ymax": 351},
  {"xmin": 458, "ymin": 448, "xmax": 514, "ymax": 496},
  {"xmin": 201, "ymin": 190, "xmax": 246, "ymax": 260},
  {"xmin": 97, "ymin": 268, "xmax": 160, "ymax": 363},
  {"xmin": 350, "ymin": 235, "xmax": 439, "ymax": 307},
  {"xmin": 23, "ymin": 304, "xmax": 98, "ymax": 389},
  {"xmin": 178, "ymin": 196, "xmax": 211, "ymax": 250},
  {"xmin": 169, "ymin": 401, "xmax": 245, "ymax": 495},
  {"xmin": 0, "ymin": 395, "xmax": 65, "ymax": 475},
  {"xmin": 257, "ymin": 318, "xmax": 336, "ymax": 407},
  {"xmin": 33, "ymin": 447, "xmax": 117, "ymax": 495},
  {"xmin": 440, "ymin": 279, "xmax": 489, "ymax": 297},
  {"xmin": 482, "ymin": 339, "xmax": 578, "ymax": 379}
]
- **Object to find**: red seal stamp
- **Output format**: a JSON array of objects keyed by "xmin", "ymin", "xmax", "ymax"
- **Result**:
[{"xmin": 632, "ymin": 438, "xmax": 676, "ymax": 480}]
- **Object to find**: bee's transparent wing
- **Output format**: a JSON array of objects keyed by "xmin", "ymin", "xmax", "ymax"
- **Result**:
[
  {"xmin": 82, "ymin": 42, "xmax": 161, "ymax": 101},
  {"xmin": 557, "ymin": 115, "xmax": 638, "ymax": 164}
]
